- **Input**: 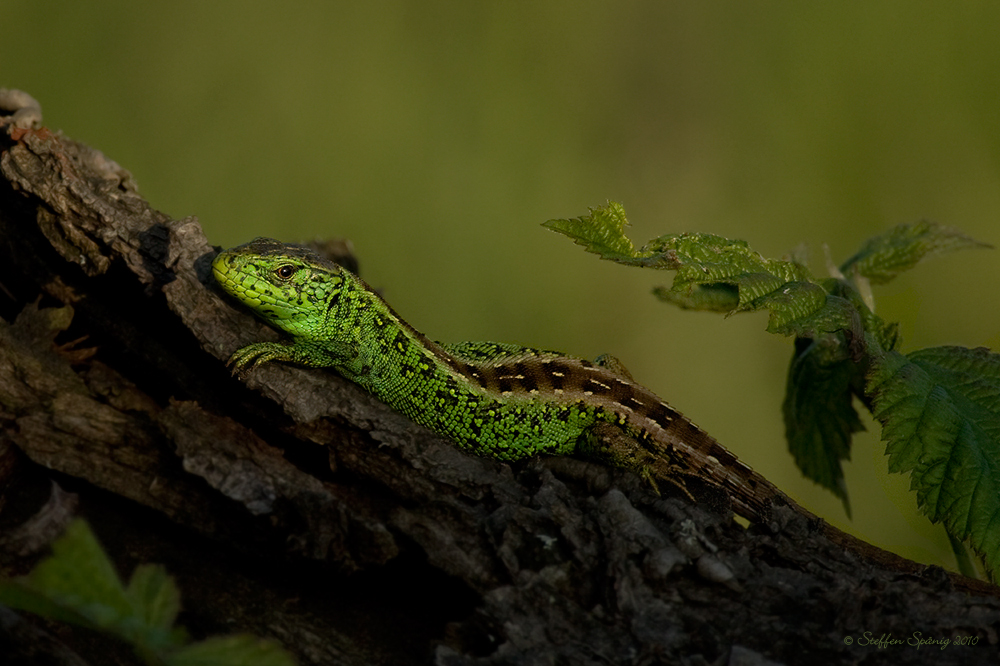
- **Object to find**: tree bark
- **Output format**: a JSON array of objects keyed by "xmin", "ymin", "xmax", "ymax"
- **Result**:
[{"xmin": 0, "ymin": 90, "xmax": 998, "ymax": 666}]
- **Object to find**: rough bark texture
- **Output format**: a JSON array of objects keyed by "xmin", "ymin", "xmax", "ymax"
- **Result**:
[{"xmin": 0, "ymin": 91, "xmax": 999, "ymax": 666}]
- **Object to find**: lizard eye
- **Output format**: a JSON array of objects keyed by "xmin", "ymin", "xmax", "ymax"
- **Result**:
[{"xmin": 275, "ymin": 264, "xmax": 296, "ymax": 279}]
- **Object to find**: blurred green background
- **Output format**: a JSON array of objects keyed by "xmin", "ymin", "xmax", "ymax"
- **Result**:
[{"xmin": 6, "ymin": 1, "xmax": 999, "ymax": 573}]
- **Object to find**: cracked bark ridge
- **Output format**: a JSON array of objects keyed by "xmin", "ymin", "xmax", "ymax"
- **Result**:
[{"xmin": 0, "ymin": 93, "xmax": 998, "ymax": 666}]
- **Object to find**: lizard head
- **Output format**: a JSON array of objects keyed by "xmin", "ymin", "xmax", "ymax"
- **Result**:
[{"xmin": 212, "ymin": 237, "xmax": 350, "ymax": 340}]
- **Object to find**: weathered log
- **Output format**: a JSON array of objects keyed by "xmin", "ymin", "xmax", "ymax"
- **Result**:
[{"xmin": 1, "ymin": 89, "xmax": 998, "ymax": 666}]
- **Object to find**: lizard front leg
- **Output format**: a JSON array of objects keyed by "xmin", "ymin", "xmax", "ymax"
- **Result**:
[{"xmin": 228, "ymin": 339, "xmax": 358, "ymax": 375}]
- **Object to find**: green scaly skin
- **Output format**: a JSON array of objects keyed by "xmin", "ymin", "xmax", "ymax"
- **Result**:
[{"xmin": 212, "ymin": 237, "xmax": 799, "ymax": 523}]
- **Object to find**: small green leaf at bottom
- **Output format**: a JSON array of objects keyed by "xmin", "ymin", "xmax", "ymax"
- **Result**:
[
  {"xmin": 0, "ymin": 519, "xmax": 132, "ymax": 630},
  {"xmin": 0, "ymin": 520, "xmax": 187, "ymax": 654}
]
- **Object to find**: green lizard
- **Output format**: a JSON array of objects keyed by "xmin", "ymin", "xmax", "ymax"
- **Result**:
[{"xmin": 212, "ymin": 237, "xmax": 798, "ymax": 523}]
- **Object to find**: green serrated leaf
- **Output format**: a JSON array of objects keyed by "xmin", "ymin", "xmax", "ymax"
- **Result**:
[
  {"xmin": 751, "ymin": 285, "xmax": 852, "ymax": 338},
  {"xmin": 643, "ymin": 231, "xmax": 745, "ymax": 261},
  {"xmin": 126, "ymin": 564, "xmax": 181, "ymax": 631},
  {"xmin": 0, "ymin": 579, "xmax": 101, "ymax": 629},
  {"xmin": 783, "ymin": 338, "xmax": 866, "ymax": 515},
  {"xmin": 867, "ymin": 345, "xmax": 1000, "ymax": 579},
  {"xmin": 547, "ymin": 207, "xmax": 984, "ymax": 352},
  {"xmin": 543, "ymin": 201, "xmax": 640, "ymax": 262},
  {"xmin": 0, "ymin": 521, "xmax": 291, "ymax": 663},
  {"xmin": 0, "ymin": 519, "xmax": 187, "ymax": 657},
  {"xmin": 823, "ymin": 278, "xmax": 901, "ymax": 353},
  {"xmin": 548, "ymin": 206, "xmax": 877, "ymax": 344},
  {"xmin": 165, "ymin": 635, "xmax": 296, "ymax": 666},
  {"xmin": 639, "ymin": 233, "xmax": 822, "ymax": 323},
  {"xmin": 652, "ymin": 283, "xmax": 739, "ymax": 312},
  {"xmin": 840, "ymin": 220, "xmax": 991, "ymax": 285},
  {"xmin": 20, "ymin": 519, "xmax": 132, "ymax": 626},
  {"xmin": 546, "ymin": 205, "xmax": 872, "ymax": 341},
  {"xmin": 648, "ymin": 234, "xmax": 811, "ymax": 287}
]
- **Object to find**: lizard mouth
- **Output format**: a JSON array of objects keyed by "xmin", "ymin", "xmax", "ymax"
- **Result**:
[{"xmin": 211, "ymin": 253, "xmax": 240, "ymax": 296}]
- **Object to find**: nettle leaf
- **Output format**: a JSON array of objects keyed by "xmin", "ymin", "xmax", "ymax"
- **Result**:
[
  {"xmin": 868, "ymin": 346, "xmax": 1000, "ymax": 578},
  {"xmin": 542, "ymin": 201, "xmax": 645, "ymax": 264},
  {"xmin": 823, "ymin": 278, "xmax": 901, "ymax": 354},
  {"xmin": 547, "ymin": 203, "xmax": 845, "ymax": 335},
  {"xmin": 840, "ymin": 220, "xmax": 990, "ymax": 285},
  {"xmin": 0, "ymin": 520, "xmax": 132, "ymax": 629},
  {"xmin": 0, "ymin": 521, "xmax": 298, "ymax": 664},
  {"xmin": 652, "ymin": 283, "xmax": 739, "ymax": 312},
  {"xmin": 752, "ymin": 287, "xmax": 860, "ymax": 339},
  {"xmin": 642, "ymin": 233, "xmax": 813, "ymax": 308},
  {"xmin": 548, "ymin": 205, "xmax": 986, "ymax": 342},
  {"xmin": 0, "ymin": 520, "xmax": 188, "ymax": 655},
  {"xmin": 127, "ymin": 564, "xmax": 180, "ymax": 628},
  {"xmin": 0, "ymin": 576, "xmax": 100, "ymax": 629},
  {"xmin": 784, "ymin": 338, "xmax": 866, "ymax": 516}
]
